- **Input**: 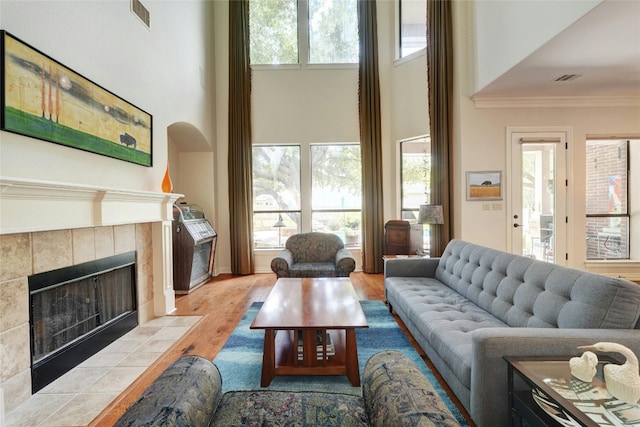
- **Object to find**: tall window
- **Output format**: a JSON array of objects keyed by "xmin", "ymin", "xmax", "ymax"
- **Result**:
[
  {"xmin": 250, "ymin": 0, "xmax": 358, "ymax": 66},
  {"xmin": 400, "ymin": 136, "xmax": 431, "ymax": 221},
  {"xmin": 311, "ymin": 145, "xmax": 362, "ymax": 245},
  {"xmin": 308, "ymin": 0, "xmax": 359, "ymax": 64},
  {"xmin": 399, "ymin": 0, "xmax": 427, "ymax": 58},
  {"xmin": 252, "ymin": 144, "xmax": 362, "ymax": 248},
  {"xmin": 249, "ymin": 0, "xmax": 299, "ymax": 65},
  {"xmin": 252, "ymin": 146, "xmax": 301, "ymax": 248},
  {"xmin": 586, "ymin": 139, "xmax": 630, "ymax": 259}
]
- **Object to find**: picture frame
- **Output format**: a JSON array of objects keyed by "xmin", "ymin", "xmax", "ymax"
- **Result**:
[
  {"xmin": 466, "ymin": 171, "xmax": 502, "ymax": 201},
  {"xmin": 1, "ymin": 30, "xmax": 152, "ymax": 167}
]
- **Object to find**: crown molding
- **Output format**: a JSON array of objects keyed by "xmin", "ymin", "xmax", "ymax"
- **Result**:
[{"xmin": 471, "ymin": 95, "xmax": 640, "ymax": 109}]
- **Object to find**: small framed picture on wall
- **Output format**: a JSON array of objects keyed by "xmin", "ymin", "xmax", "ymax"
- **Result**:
[{"xmin": 466, "ymin": 171, "xmax": 502, "ymax": 201}]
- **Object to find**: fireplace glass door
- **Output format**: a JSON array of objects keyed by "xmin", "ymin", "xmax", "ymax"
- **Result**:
[
  {"xmin": 28, "ymin": 251, "xmax": 137, "ymax": 392},
  {"xmin": 31, "ymin": 267, "xmax": 135, "ymax": 363}
]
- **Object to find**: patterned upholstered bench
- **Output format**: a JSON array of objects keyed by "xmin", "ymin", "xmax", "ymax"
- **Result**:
[{"xmin": 115, "ymin": 350, "xmax": 461, "ymax": 427}]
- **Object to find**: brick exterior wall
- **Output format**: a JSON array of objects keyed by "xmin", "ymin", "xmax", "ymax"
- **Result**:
[{"xmin": 585, "ymin": 140, "xmax": 629, "ymax": 259}]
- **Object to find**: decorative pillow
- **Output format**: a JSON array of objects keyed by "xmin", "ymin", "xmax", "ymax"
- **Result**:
[{"xmin": 362, "ymin": 350, "xmax": 460, "ymax": 427}]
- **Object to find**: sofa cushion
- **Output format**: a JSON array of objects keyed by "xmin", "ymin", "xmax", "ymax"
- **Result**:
[
  {"xmin": 289, "ymin": 262, "xmax": 338, "ymax": 277},
  {"xmin": 115, "ymin": 355, "xmax": 222, "ymax": 427},
  {"xmin": 209, "ymin": 391, "xmax": 368, "ymax": 427},
  {"xmin": 436, "ymin": 239, "xmax": 640, "ymax": 329},
  {"xmin": 386, "ymin": 277, "xmax": 507, "ymax": 388}
]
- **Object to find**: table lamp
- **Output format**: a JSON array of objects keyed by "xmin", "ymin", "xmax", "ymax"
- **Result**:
[{"xmin": 417, "ymin": 204, "xmax": 444, "ymax": 256}]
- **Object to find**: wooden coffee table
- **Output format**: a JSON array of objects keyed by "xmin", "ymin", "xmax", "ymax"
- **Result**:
[{"xmin": 250, "ymin": 277, "xmax": 369, "ymax": 387}]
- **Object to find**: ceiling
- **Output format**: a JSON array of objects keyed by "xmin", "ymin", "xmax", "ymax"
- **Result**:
[{"xmin": 472, "ymin": 0, "xmax": 640, "ymax": 100}]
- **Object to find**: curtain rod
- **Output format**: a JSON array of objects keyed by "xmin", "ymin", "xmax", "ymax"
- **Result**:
[{"xmin": 519, "ymin": 137, "xmax": 562, "ymax": 144}]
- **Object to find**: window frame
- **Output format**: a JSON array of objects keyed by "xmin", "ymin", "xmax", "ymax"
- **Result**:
[
  {"xmin": 399, "ymin": 135, "xmax": 431, "ymax": 222},
  {"xmin": 249, "ymin": 0, "xmax": 300, "ymax": 66},
  {"xmin": 398, "ymin": 0, "xmax": 427, "ymax": 60},
  {"xmin": 250, "ymin": 0, "xmax": 359, "ymax": 68},
  {"xmin": 585, "ymin": 138, "xmax": 631, "ymax": 260},
  {"xmin": 252, "ymin": 144, "xmax": 302, "ymax": 249},
  {"xmin": 252, "ymin": 142, "xmax": 362, "ymax": 249}
]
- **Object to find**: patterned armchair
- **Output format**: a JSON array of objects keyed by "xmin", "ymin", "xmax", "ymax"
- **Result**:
[{"xmin": 270, "ymin": 232, "xmax": 356, "ymax": 278}]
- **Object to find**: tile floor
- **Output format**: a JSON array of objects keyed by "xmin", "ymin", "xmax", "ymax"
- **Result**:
[{"xmin": 4, "ymin": 315, "xmax": 201, "ymax": 427}]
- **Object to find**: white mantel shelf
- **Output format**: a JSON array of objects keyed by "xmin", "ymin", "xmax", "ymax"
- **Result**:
[{"xmin": 0, "ymin": 176, "xmax": 183, "ymax": 235}]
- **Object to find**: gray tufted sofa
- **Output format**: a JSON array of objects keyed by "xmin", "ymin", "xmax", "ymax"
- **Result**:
[
  {"xmin": 384, "ymin": 239, "xmax": 640, "ymax": 427},
  {"xmin": 114, "ymin": 350, "xmax": 461, "ymax": 427}
]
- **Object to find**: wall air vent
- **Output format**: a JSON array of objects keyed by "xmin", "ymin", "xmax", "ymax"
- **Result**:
[
  {"xmin": 131, "ymin": 0, "xmax": 150, "ymax": 29},
  {"xmin": 554, "ymin": 74, "xmax": 581, "ymax": 82}
]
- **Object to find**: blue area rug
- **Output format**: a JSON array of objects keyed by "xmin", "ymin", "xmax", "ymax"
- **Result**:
[{"xmin": 214, "ymin": 300, "xmax": 468, "ymax": 425}]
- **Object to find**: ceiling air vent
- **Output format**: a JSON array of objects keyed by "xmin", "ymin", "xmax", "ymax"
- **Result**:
[
  {"xmin": 131, "ymin": 0, "xmax": 150, "ymax": 29},
  {"xmin": 554, "ymin": 74, "xmax": 581, "ymax": 82}
]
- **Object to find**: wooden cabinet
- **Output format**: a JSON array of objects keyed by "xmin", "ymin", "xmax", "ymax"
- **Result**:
[{"xmin": 384, "ymin": 220, "xmax": 411, "ymax": 254}]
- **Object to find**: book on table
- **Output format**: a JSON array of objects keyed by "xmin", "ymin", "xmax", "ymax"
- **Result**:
[{"xmin": 297, "ymin": 330, "xmax": 335, "ymax": 360}]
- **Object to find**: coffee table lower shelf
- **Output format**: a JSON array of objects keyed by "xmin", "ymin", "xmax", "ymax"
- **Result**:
[{"xmin": 261, "ymin": 328, "xmax": 360, "ymax": 387}]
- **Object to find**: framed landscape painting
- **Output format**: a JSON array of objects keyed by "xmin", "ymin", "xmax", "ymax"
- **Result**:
[
  {"xmin": 466, "ymin": 171, "xmax": 502, "ymax": 200},
  {"xmin": 1, "ymin": 31, "xmax": 152, "ymax": 167}
]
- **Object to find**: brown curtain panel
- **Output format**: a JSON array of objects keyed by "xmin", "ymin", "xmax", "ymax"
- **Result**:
[
  {"xmin": 426, "ymin": 0, "xmax": 453, "ymax": 257},
  {"xmin": 358, "ymin": 0, "xmax": 384, "ymax": 273},
  {"xmin": 228, "ymin": 0, "xmax": 254, "ymax": 274}
]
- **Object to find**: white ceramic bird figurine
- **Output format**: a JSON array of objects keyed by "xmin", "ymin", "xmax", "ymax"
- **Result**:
[
  {"xmin": 578, "ymin": 342, "xmax": 640, "ymax": 405},
  {"xmin": 569, "ymin": 350, "xmax": 598, "ymax": 382}
]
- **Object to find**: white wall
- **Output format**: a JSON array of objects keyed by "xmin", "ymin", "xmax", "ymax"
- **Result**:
[
  {"xmin": 0, "ymin": 0, "xmax": 214, "ymax": 194},
  {"xmin": 453, "ymin": 1, "xmax": 640, "ymax": 270},
  {"xmin": 473, "ymin": 0, "xmax": 602, "ymax": 93}
]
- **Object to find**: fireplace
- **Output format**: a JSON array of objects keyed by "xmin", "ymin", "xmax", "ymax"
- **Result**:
[
  {"xmin": 0, "ymin": 178, "xmax": 179, "ymax": 413},
  {"xmin": 28, "ymin": 251, "xmax": 138, "ymax": 392}
]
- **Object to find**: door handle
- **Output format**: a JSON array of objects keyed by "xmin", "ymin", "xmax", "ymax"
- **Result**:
[{"xmin": 513, "ymin": 214, "xmax": 522, "ymax": 228}]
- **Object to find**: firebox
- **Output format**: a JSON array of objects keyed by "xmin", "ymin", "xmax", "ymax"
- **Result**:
[{"xmin": 28, "ymin": 251, "xmax": 137, "ymax": 392}]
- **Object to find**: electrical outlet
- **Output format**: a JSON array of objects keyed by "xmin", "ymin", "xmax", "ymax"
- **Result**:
[{"xmin": 492, "ymin": 203, "xmax": 502, "ymax": 210}]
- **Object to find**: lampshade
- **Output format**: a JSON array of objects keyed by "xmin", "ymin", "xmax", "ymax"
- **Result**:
[
  {"xmin": 418, "ymin": 204, "xmax": 444, "ymax": 225},
  {"xmin": 273, "ymin": 214, "xmax": 285, "ymax": 228}
]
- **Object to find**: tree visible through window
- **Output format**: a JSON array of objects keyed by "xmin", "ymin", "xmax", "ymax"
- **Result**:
[
  {"xmin": 400, "ymin": 136, "xmax": 430, "ymax": 221},
  {"xmin": 311, "ymin": 145, "xmax": 362, "ymax": 245},
  {"xmin": 585, "ymin": 139, "xmax": 630, "ymax": 259},
  {"xmin": 252, "ymin": 146, "xmax": 301, "ymax": 248},
  {"xmin": 249, "ymin": 0, "xmax": 298, "ymax": 65},
  {"xmin": 252, "ymin": 144, "xmax": 362, "ymax": 248},
  {"xmin": 308, "ymin": 0, "xmax": 358, "ymax": 64},
  {"xmin": 249, "ymin": 0, "xmax": 358, "ymax": 66}
]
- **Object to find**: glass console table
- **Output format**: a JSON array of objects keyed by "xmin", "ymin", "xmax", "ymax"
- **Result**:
[{"xmin": 506, "ymin": 356, "xmax": 640, "ymax": 427}]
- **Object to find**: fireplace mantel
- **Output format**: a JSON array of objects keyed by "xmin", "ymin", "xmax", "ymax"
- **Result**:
[{"xmin": 0, "ymin": 176, "xmax": 182, "ymax": 234}]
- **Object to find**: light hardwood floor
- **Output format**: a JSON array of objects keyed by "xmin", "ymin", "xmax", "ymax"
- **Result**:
[{"xmin": 90, "ymin": 272, "xmax": 474, "ymax": 426}]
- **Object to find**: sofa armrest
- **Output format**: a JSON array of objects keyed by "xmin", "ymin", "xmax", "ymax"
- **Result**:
[
  {"xmin": 470, "ymin": 328, "xmax": 640, "ymax": 427},
  {"xmin": 270, "ymin": 250, "xmax": 293, "ymax": 277},
  {"xmin": 362, "ymin": 350, "xmax": 460, "ymax": 427},
  {"xmin": 335, "ymin": 248, "xmax": 356, "ymax": 276},
  {"xmin": 383, "ymin": 257, "xmax": 439, "ymax": 278},
  {"xmin": 115, "ymin": 355, "xmax": 223, "ymax": 427}
]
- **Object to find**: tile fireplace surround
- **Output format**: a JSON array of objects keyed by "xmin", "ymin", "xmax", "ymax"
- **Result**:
[{"xmin": 0, "ymin": 177, "xmax": 181, "ymax": 413}]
